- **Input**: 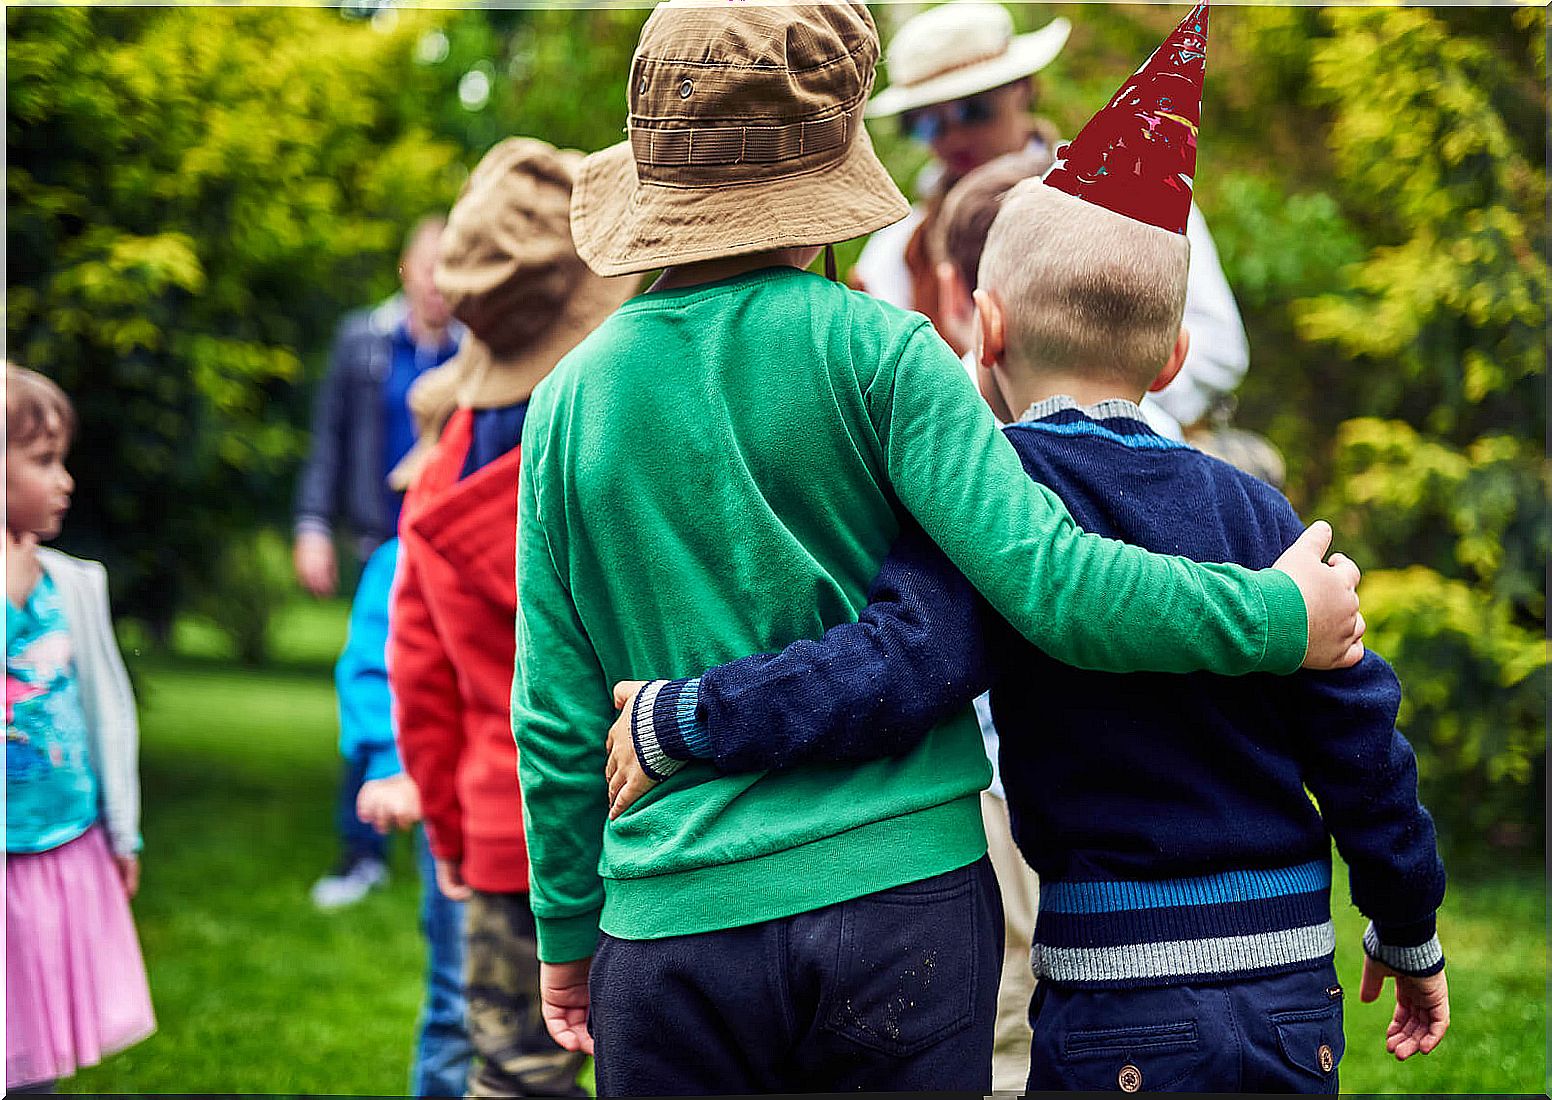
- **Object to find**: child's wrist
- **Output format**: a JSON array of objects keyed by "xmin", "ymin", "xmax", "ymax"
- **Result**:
[
  {"xmin": 630, "ymin": 678, "xmax": 706, "ymax": 780},
  {"xmin": 1363, "ymin": 919, "xmax": 1445, "ymax": 977}
]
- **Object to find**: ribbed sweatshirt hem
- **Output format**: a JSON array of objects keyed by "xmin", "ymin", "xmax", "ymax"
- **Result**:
[{"xmin": 599, "ymin": 794, "xmax": 986, "ymax": 941}]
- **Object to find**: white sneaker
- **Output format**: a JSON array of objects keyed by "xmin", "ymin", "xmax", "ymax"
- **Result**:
[{"xmin": 310, "ymin": 855, "xmax": 389, "ymax": 910}]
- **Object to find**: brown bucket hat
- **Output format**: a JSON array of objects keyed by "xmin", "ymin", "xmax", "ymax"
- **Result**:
[
  {"xmin": 570, "ymin": 0, "xmax": 911, "ymax": 277},
  {"xmin": 390, "ymin": 137, "xmax": 637, "ymax": 488}
]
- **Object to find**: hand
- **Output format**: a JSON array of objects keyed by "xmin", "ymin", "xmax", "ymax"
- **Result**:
[
  {"xmin": 1272, "ymin": 521, "xmax": 1365, "ymax": 670},
  {"xmin": 293, "ymin": 530, "xmax": 337, "ymax": 598},
  {"xmin": 1360, "ymin": 956, "xmax": 1449, "ymax": 1060},
  {"xmin": 540, "ymin": 958, "xmax": 595, "ymax": 1054},
  {"xmin": 356, "ymin": 774, "xmax": 422, "ymax": 835},
  {"xmin": 6, "ymin": 528, "xmax": 41, "ymax": 607},
  {"xmin": 114, "ymin": 854, "xmax": 140, "ymax": 899},
  {"xmin": 433, "ymin": 857, "xmax": 472, "ymax": 902},
  {"xmin": 605, "ymin": 681, "xmax": 657, "ymax": 820}
]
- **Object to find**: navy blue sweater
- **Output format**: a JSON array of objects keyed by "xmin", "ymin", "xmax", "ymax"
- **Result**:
[{"xmin": 637, "ymin": 397, "xmax": 1445, "ymax": 989}]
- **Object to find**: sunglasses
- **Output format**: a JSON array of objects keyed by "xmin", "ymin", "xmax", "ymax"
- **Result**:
[{"xmin": 900, "ymin": 93, "xmax": 998, "ymax": 143}]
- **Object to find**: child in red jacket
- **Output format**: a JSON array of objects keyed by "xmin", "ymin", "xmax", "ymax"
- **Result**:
[{"xmin": 387, "ymin": 138, "xmax": 634, "ymax": 1098}]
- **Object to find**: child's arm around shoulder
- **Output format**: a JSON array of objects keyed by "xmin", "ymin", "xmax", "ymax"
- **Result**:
[{"xmin": 870, "ymin": 321, "xmax": 1364, "ymax": 674}]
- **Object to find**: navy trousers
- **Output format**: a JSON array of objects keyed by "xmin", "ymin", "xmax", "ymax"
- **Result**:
[
  {"xmin": 1027, "ymin": 962, "xmax": 1346, "ymax": 1093},
  {"xmin": 590, "ymin": 856, "xmax": 1003, "ymax": 1096}
]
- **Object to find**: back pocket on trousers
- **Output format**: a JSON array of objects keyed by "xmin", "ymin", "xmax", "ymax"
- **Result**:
[
  {"xmin": 1058, "ymin": 1021, "xmax": 1206, "ymax": 1092},
  {"xmin": 822, "ymin": 873, "xmax": 979, "ymax": 1057}
]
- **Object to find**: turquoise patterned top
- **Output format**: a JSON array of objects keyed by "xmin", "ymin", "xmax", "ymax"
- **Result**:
[{"xmin": 6, "ymin": 571, "xmax": 98, "ymax": 853}]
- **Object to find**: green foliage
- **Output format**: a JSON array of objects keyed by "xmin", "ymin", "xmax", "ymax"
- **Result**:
[
  {"xmin": 7, "ymin": 6, "xmax": 471, "ymax": 632},
  {"xmin": 9, "ymin": 6, "xmax": 1545, "ymax": 851},
  {"xmin": 189, "ymin": 528, "xmax": 295, "ymax": 667}
]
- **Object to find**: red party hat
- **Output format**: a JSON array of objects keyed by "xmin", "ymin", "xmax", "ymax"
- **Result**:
[{"xmin": 1041, "ymin": 2, "xmax": 1207, "ymax": 235}]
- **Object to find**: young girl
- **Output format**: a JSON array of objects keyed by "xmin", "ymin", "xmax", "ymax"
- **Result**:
[{"xmin": 7, "ymin": 364, "xmax": 155, "ymax": 1091}]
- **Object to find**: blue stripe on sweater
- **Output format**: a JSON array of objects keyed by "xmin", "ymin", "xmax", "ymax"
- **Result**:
[
  {"xmin": 1040, "ymin": 860, "xmax": 1331, "ymax": 914},
  {"xmin": 1013, "ymin": 418, "xmax": 1189, "ymax": 450},
  {"xmin": 1035, "ymin": 887, "xmax": 1331, "ymax": 949}
]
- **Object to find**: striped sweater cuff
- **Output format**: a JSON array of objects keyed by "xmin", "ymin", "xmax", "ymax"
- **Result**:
[
  {"xmin": 1363, "ymin": 920, "xmax": 1445, "ymax": 976},
  {"xmin": 630, "ymin": 678, "xmax": 707, "ymax": 781}
]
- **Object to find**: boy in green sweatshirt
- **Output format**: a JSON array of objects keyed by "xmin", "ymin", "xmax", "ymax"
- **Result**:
[{"xmin": 512, "ymin": 1, "xmax": 1365, "ymax": 1093}]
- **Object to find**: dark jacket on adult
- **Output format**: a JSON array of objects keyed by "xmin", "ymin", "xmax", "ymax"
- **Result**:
[{"xmin": 293, "ymin": 296, "xmax": 406, "ymax": 558}]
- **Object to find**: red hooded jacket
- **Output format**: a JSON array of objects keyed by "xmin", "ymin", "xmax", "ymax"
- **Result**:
[{"xmin": 390, "ymin": 408, "xmax": 527, "ymax": 893}]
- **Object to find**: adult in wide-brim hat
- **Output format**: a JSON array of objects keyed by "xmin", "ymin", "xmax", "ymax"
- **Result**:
[
  {"xmin": 570, "ymin": 0, "xmax": 910, "ymax": 278},
  {"xmin": 852, "ymin": 0, "xmax": 1249, "ymax": 445},
  {"xmin": 867, "ymin": 0, "xmax": 1071, "ymax": 122}
]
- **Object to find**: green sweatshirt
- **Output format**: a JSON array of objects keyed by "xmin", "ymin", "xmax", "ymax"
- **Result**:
[{"xmin": 514, "ymin": 266, "xmax": 1306, "ymax": 963}]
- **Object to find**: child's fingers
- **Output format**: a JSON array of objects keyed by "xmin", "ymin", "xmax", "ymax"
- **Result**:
[
  {"xmin": 1327, "ymin": 551, "xmax": 1361, "ymax": 586},
  {"xmin": 1358, "ymin": 956, "xmax": 1386, "ymax": 1002},
  {"xmin": 612, "ymin": 680, "xmax": 647, "ymax": 710}
]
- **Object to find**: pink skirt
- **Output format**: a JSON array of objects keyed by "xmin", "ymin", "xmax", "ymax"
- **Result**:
[{"xmin": 7, "ymin": 825, "xmax": 156, "ymax": 1088}]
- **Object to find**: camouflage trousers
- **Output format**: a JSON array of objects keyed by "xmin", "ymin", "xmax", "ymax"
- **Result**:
[{"xmin": 464, "ymin": 891, "xmax": 587, "ymax": 1098}]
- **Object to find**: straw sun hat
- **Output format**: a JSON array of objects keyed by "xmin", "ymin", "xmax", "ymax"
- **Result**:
[
  {"xmin": 570, "ymin": 0, "xmax": 911, "ymax": 278},
  {"xmin": 867, "ymin": 1, "xmax": 1072, "ymax": 119}
]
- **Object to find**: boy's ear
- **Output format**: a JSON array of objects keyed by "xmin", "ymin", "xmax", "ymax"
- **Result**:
[
  {"xmin": 935, "ymin": 261, "xmax": 973, "ymax": 324},
  {"xmin": 973, "ymin": 288, "xmax": 1006, "ymax": 372},
  {"xmin": 1149, "ymin": 326, "xmax": 1191, "ymax": 393}
]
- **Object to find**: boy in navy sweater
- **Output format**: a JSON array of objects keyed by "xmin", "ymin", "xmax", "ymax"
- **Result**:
[{"xmin": 604, "ymin": 170, "xmax": 1449, "ymax": 1095}]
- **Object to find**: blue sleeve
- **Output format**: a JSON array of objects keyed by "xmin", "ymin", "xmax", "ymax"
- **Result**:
[
  {"xmin": 631, "ymin": 522, "xmax": 998, "ymax": 780},
  {"xmin": 1263, "ymin": 495, "xmax": 1446, "ymax": 975},
  {"xmin": 335, "ymin": 539, "xmax": 402, "ymax": 780}
]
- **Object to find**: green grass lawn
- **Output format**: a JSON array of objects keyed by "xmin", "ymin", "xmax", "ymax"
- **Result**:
[{"xmin": 63, "ymin": 600, "xmax": 1545, "ymax": 1094}]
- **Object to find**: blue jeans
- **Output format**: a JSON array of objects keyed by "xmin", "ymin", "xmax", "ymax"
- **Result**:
[
  {"xmin": 590, "ymin": 856, "xmax": 1003, "ymax": 1095},
  {"xmin": 411, "ymin": 827, "xmax": 474, "ymax": 1097},
  {"xmin": 336, "ymin": 749, "xmax": 388, "ymax": 864},
  {"xmin": 1027, "ymin": 962, "xmax": 1346, "ymax": 1093}
]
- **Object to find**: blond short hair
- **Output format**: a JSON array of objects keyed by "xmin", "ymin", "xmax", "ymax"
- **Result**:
[
  {"xmin": 6, "ymin": 362, "xmax": 75, "ymax": 448},
  {"xmin": 978, "ymin": 179, "xmax": 1190, "ymax": 388}
]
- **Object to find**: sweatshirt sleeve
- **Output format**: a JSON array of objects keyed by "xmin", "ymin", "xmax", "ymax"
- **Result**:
[
  {"xmin": 512, "ymin": 437, "xmax": 614, "ymax": 964},
  {"xmin": 388, "ymin": 539, "xmax": 467, "ymax": 867},
  {"xmin": 868, "ymin": 321, "xmax": 1308, "ymax": 676},
  {"xmin": 632, "ymin": 522, "xmax": 999, "ymax": 778},
  {"xmin": 337, "ymin": 540, "xmax": 402, "ymax": 784}
]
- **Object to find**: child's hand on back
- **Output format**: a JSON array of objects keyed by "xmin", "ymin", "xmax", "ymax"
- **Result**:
[
  {"xmin": 1360, "ymin": 956, "xmax": 1449, "ymax": 1060},
  {"xmin": 605, "ymin": 680, "xmax": 658, "ymax": 819},
  {"xmin": 1271, "ymin": 521, "xmax": 1366, "ymax": 669}
]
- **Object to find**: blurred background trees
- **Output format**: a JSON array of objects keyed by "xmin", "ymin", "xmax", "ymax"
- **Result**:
[{"xmin": 7, "ymin": 3, "xmax": 1545, "ymax": 854}]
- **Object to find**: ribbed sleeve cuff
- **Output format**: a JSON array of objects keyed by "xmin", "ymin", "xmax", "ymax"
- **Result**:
[
  {"xmin": 1257, "ymin": 567, "xmax": 1309, "ymax": 674},
  {"xmin": 630, "ymin": 678, "xmax": 706, "ymax": 780},
  {"xmin": 1364, "ymin": 920, "xmax": 1445, "ymax": 976},
  {"xmin": 295, "ymin": 516, "xmax": 332, "ymax": 539},
  {"xmin": 535, "ymin": 909, "xmax": 603, "ymax": 964}
]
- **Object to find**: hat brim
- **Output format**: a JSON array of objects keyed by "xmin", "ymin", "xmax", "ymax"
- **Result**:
[
  {"xmin": 571, "ymin": 122, "xmax": 910, "ymax": 278},
  {"xmin": 867, "ymin": 18, "xmax": 1072, "ymax": 119},
  {"xmin": 455, "ymin": 269, "xmax": 640, "ymax": 407}
]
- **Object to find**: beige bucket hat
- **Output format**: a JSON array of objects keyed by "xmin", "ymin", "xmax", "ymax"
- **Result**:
[
  {"xmin": 867, "ymin": 1, "xmax": 1071, "ymax": 119},
  {"xmin": 390, "ymin": 137, "xmax": 637, "ymax": 488},
  {"xmin": 570, "ymin": 0, "xmax": 911, "ymax": 278}
]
